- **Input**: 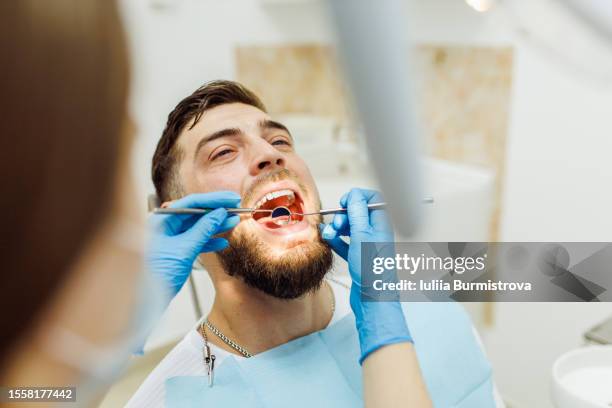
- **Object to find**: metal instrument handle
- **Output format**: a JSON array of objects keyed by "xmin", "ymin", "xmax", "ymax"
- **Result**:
[
  {"xmin": 153, "ymin": 207, "xmax": 271, "ymax": 215},
  {"xmin": 314, "ymin": 201, "xmax": 387, "ymax": 216}
]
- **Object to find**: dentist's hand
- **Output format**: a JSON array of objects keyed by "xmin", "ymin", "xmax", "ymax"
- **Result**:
[
  {"xmin": 322, "ymin": 188, "xmax": 413, "ymax": 364},
  {"xmin": 146, "ymin": 192, "xmax": 241, "ymax": 300}
]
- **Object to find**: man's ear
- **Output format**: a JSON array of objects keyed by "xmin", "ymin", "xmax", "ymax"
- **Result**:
[{"xmin": 160, "ymin": 201, "xmax": 175, "ymax": 209}]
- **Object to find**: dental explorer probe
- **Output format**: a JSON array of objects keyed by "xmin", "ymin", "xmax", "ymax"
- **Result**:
[
  {"xmin": 293, "ymin": 197, "xmax": 433, "ymax": 217},
  {"xmin": 152, "ymin": 197, "xmax": 434, "ymax": 216}
]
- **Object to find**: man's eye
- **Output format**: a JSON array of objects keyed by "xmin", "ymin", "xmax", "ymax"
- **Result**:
[
  {"xmin": 211, "ymin": 149, "xmax": 233, "ymax": 161},
  {"xmin": 272, "ymin": 139, "xmax": 291, "ymax": 147}
]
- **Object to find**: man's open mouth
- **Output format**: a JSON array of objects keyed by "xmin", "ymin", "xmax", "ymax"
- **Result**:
[{"xmin": 251, "ymin": 189, "xmax": 305, "ymax": 229}]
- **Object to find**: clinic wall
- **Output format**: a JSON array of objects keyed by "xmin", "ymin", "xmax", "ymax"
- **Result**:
[
  {"xmin": 120, "ymin": 1, "xmax": 612, "ymax": 407},
  {"xmin": 406, "ymin": 2, "xmax": 612, "ymax": 408}
]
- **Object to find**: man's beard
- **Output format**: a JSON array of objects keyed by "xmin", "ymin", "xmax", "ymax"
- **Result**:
[{"xmin": 216, "ymin": 228, "xmax": 333, "ymax": 299}]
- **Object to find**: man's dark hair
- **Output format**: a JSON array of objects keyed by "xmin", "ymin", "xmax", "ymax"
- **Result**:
[{"xmin": 152, "ymin": 80, "xmax": 267, "ymax": 201}]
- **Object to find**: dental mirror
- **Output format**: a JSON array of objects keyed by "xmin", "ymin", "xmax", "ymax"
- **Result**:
[{"xmin": 271, "ymin": 206, "xmax": 292, "ymax": 225}]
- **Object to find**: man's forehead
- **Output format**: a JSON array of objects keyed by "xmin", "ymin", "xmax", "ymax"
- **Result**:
[{"xmin": 178, "ymin": 103, "xmax": 270, "ymax": 150}]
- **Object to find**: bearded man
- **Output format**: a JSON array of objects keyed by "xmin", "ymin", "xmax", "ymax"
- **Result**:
[{"xmin": 128, "ymin": 80, "xmax": 502, "ymax": 408}]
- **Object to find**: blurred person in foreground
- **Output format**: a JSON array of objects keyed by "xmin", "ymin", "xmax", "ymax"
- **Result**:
[{"xmin": 0, "ymin": 1, "xmax": 165, "ymax": 406}]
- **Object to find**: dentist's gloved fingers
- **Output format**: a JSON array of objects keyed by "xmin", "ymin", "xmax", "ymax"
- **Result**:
[
  {"xmin": 370, "ymin": 207, "xmax": 392, "ymax": 234},
  {"xmin": 151, "ymin": 212, "xmax": 216, "ymax": 236},
  {"xmin": 339, "ymin": 192, "xmax": 349, "ymax": 207},
  {"xmin": 321, "ymin": 214, "xmax": 350, "ymax": 240},
  {"xmin": 363, "ymin": 189, "xmax": 389, "ymax": 231},
  {"xmin": 183, "ymin": 208, "xmax": 229, "ymax": 245},
  {"xmin": 161, "ymin": 211, "xmax": 239, "ymax": 236},
  {"xmin": 175, "ymin": 214, "xmax": 240, "ymax": 236},
  {"xmin": 202, "ymin": 237, "xmax": 229, "ymax": 252},
  {"xmin": 339, "ymin": 188, "xmax": 382, "ymax": 207},
  {"xmin": 148, "ymin": 212, "xmax": 196, "ymax": 236},
  {"xmin": 330, "ymin": 190, "xmax": 387, "ymax": 237},
  {"xmin": 346, "ymin": 189, "xmax": 373, "ymax": 233},
  {"xmin": 153, "ymin": 192, "xmax": 241, "ymax": 235},
  {"xmin": 167, "ymin": 191, "xmax": 241, "ymax": 210},
  {"xmin": 146, "ymin": 196, "xmax": 240, "ymax": 302},
  {"xmin": 216, "ymin": 215, "xmax": 240, "ymax": 234},
  {"xmin": 332, "ymin": 213, "xmax": 349, "ymax": 235},
  {"xmin": 321, "ymin": 215, "xmax": 348, "ymax": 240},
  {"xmin": 341, "ymin": 188, "xmax": 391, "ymax": 234},
  {"xmin": 325, "ymin": 235, "xmax": 349, "ymax": 261},
  {"xmin": 321, "ymin": 223, "xmax": 337, "ymax": 240}
]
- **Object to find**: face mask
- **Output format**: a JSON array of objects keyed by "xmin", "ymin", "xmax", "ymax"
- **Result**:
[{"xmin": 41, "ymin": 219, "xmax": 168, "ymax": 406}]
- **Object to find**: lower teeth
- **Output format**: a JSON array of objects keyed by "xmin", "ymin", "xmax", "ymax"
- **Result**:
[{"xmin": 273, "ymin": 217, "xmax": 295, "ymax": 226}]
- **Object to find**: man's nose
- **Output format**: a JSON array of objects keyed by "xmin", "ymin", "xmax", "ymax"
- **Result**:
[{"xmin": 249, "ymin": 141, "xmax": 286, "ymax": 176}]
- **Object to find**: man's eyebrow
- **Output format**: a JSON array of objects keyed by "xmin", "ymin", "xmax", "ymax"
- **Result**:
[
  {"xmin": 193, "ymin": 127, "xmax": 242, "ymax": 160},
  {"xmin": 260, "ymin": 119, "xmax": 292, "ymax": 138}
]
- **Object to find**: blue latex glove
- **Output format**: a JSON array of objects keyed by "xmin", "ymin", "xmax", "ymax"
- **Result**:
[
  {"xmin": 146, "ymin": 191, "xmax": 241, "ymax": 300},
  {"xmin": 322, "ymin": 188, "xmax": 413, "ymax": 364}
]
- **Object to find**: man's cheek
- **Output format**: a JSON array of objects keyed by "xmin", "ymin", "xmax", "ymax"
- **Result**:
[
  {"xmin": 293, "ymin": 165, "xmax": 319, "ymax": 202},
  {"xmin": 228, "ymin": 217, "xmax": 256, "ymax": 238},
  {"xmin": 196, "ymin": 168, "xmax": 244, "ymax": 194}
]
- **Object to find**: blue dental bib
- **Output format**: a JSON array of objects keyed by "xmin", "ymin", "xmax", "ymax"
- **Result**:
[{"xmin": 166, "ymin": 302, "xmax": 495, "ymax": 408}]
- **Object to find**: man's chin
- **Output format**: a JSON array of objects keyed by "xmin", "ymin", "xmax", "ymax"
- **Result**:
[{"xmin": 217, "ymin": 222, "xmax": 333, "ymax": 299}]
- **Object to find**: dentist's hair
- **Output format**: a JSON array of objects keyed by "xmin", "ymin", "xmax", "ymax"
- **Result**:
[
  {"xmin": 152, "ymin": 80, "xmax": 267, "ymax": 202},
  {"xmin": 0, "ymin": 0, "xmax": 128, "ymax": 368}
]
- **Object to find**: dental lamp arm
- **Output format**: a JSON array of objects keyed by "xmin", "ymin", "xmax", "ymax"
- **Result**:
[{"xmin": 326, "ymin": 0, "xmax": 423, "ymax": 237}]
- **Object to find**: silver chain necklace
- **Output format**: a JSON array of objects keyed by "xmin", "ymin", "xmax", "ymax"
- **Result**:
[
  {"xmin": 203, "ymin": 319, "xmax": 253, "ymax": 358},
  {"xmin": 200, "ymin": 279, "xmax": 341, "ymax": 387}
]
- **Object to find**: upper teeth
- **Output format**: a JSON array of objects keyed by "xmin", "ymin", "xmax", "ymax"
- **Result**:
[{"xmin": 254, "ymin": 189, "xmax": 295, "ymax": 209}]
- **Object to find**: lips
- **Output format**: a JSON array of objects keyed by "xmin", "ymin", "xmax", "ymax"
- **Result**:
[{"xmin": 251, "ymin": 188, "xmax": 305, "ymax": 229}]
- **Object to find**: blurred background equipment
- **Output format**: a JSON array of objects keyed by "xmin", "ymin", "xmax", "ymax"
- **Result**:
[
  {"xmin": 584, "ymin": 316, "xmax": 612, "ymax": 346},
  {"xmin": 551, "ymin": 346, "xmax": 612, "ymax": 408}
]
